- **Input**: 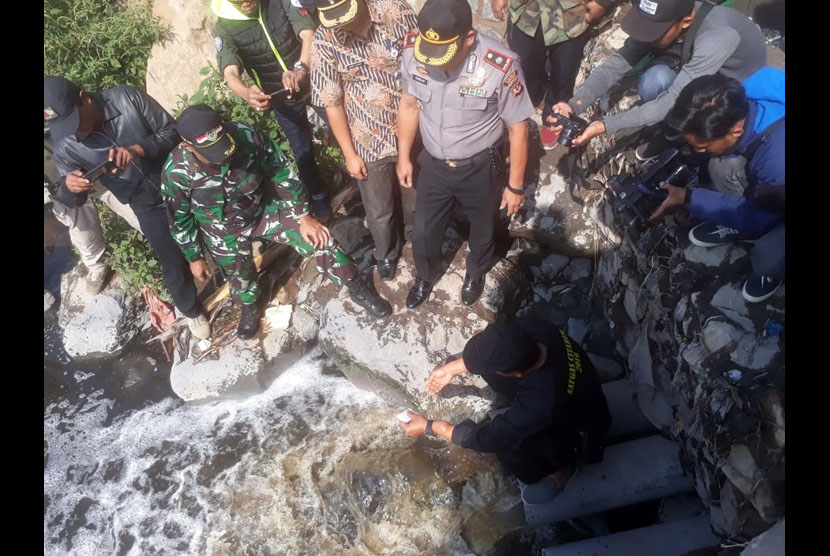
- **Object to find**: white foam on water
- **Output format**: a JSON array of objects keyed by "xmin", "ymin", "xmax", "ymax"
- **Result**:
[{"xmin": 44, "ymin": 348, "xmax": 501, "ymax": 555}]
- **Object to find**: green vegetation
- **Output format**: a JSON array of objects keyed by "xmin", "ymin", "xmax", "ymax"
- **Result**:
[
  {"xmin": 173, "ymin": 64, "xmax": 345, "ymax": 177},
  {"xmin": 45, "ymin": 0, "xmax": 171, "ymax": 297},
  {"xmin": 44, "ymin": 0, "xmax": 167, "ymax": 91},
  {"xmin": 95, "ymin": 199, "xmax": 167, "ymax": 297}
]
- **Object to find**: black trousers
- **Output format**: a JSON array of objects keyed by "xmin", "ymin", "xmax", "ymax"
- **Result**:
[
  {"xmin": 357, "ymin": 156, "xmax": 417, "ymax": 261},
  {"xmin": 133, "ymin": 202, "xmax": 200, "ymax": 318},
  {"xmin": 498, "ymin": 426, "xmax": 581, "ymax": 484},
  {"xmin": 509, "ymin": 23, "xmax": 591, "ymax": 119},
  {"xmin": 412, "ymin": 148, "xmax": 503, "ymax": 282}
]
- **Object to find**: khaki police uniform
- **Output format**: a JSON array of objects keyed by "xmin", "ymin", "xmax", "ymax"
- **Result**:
[{"xmin": 401, "ymin": 32, "xmax": 535, "ymax": 282}]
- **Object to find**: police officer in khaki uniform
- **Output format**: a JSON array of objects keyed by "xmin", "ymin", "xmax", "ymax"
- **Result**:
[{"xmin": 397, "ymin": 0, "xmax": 535, "ymax": 308}]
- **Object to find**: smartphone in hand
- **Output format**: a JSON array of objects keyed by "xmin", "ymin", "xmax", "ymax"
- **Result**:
[{"xmin": 83, "ymin": 160, "xmax": 117, "ymax": 182}]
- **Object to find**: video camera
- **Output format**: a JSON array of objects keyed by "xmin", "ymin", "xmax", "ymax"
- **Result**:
[
  {"xmin": 606, "ymin": 148, "xmax": 697, "ymax": 229},
  {"xmin": 548, "ymin": 113, "xmax": 588, "ymax": 148}
]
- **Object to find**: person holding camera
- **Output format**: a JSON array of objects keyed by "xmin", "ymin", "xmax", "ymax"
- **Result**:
[
  {"xmin": 397, "ymin": 0, "xmax": 535, "ymax": 309},
  {"xmin": 161, "ymin": 105, "xmax": 393, "ymax": 340},
  {"xmin": 44, "ymin": 76, "xmax": 210, "ymax": 340},
  {"xmin": 212, "ymin": 0, "xmax": 333, "ymax": 222},
  {"xmin": 549, "ymin": 0, "xmax": 766, "ymax": 156},
  {"xmin": 491, "ymin": 0, "xmax": 620, "ymax": 150},
  {"xmin": 400, "ymin": 317, "xmax": 612, "ymax": 493},
  {"xmin": 650, "ymin": 69, "xmax": 784, "ymax": 303},
  {"xmin": 309, "ymin": 0, "xmax": 418, "ymax": 282}
]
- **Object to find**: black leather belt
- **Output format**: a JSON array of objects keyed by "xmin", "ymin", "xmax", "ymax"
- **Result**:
[{"xmin": 431, "ymin": 139, "xmax": 506, "ymax": 169}]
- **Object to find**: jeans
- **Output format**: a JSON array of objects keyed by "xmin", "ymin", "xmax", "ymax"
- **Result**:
[
  {"xmin": 272, "ymin": 98, "xmax": 327, "ymax": 200},
  {"xmin": 638, "ymin": 64, "xmax": 677, "ymax": 102}
]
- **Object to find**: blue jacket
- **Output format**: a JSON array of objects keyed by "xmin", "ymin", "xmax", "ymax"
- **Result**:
[{"xmin": 686, "ymin": 68, "xmax": 785, "ymax": 233}]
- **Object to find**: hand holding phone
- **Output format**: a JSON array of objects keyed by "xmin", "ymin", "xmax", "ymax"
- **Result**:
[{"xmin": 83, "ymin": 160, "xmax": 117, "ymax": 182}]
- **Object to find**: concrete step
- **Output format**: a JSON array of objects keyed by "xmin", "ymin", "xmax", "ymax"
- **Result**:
[
  {"xmin": 541, "ymin": 515, "xmax": 719, "ymax": 556},
  {"xmin": 602, "ymin": 379, "xmax": 655, "ymax": 441},
  {"xmin": 523, "ymin": 435, "xmax": 694, "ymax": 525}
]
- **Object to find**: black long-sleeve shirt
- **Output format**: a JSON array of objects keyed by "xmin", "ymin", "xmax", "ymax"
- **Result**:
[
  {"xmin": 52, "ymin": 85, "xmax": 180, "ymax": 208},
  {"xmin": 451, "ymin": 317, "xmax": 611, "ymax": 454}
]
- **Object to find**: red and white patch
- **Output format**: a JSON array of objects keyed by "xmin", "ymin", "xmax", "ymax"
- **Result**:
[
  {"xmin": 416, "ymin": 66, "xmax": 429, "ymax": 76},
  {"xmin": 44, "ymin": 106, "xmax": 58, "ymax": 121},
  {"xmin": 195, "ymin": 124, "xmax": 224, "ymax": 145}
]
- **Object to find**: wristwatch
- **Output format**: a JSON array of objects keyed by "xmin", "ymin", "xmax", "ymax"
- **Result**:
[
  {"xmin": 294, "ymin": 61, "xmax": 308, "ymax": 72},
  {"xmin": 425, "ymin": 419, "xmax": 436, "ymax": 437}
]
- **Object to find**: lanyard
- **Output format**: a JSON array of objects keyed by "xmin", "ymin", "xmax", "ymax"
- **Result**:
[{"xmin": 257, "ymin": 3, "xmax": 289, "ymax": 73}]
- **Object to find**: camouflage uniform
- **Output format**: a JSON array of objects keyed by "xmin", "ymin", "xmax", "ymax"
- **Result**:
[
  {"xmin": 511, "ymin": 0, "xmax": 594, "ymax": 47},
  {"xmin": 161, "ymin": 123, "xmax": 356, "ymax": 305},
  {"xmin": 507, "ymin": 0, "xmax": 618, "ymax": 115}
]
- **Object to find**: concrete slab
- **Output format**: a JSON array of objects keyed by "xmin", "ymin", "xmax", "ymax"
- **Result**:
[
  {"xmin": 523, "ymin": 435, "xmax": 693, "ymax": 525},
  {"xmin": 541, "ymin": 515, "xmax": 719, "ymax": 556},
  {"xmin": 602, "ymin": 380, "xmax": 656, "ymax": 441}
]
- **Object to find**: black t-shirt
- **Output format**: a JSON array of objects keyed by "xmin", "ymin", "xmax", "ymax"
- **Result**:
[{"xmin": 451, "ymin": 316, "xmax": 612, "ymax": 454}]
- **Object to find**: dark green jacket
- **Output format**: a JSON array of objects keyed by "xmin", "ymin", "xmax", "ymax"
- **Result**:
[{"xmin": 214, "ymin": 0, "xmax": 314, "ymax": 95}]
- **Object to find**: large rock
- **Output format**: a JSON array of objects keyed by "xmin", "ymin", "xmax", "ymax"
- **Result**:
[
  {"xmin": 146, "ymin": 0, "xmax": 217, "ymax": 113},
  {"xmin": 58, "ymin": 266, "xmax": 145, "ymax": 359},
  {"xmin": 316, "ymin": 218, "xmax": 530, "ymax": 421},
  {"xmin": 170, "ymin": 301, "xmax": 319, "ymax": 403}
]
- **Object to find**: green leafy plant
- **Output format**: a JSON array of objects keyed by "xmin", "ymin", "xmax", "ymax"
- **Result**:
[
  {"xmin": 95, "ymin": 199, "xmax": 168, "ymax": 298},
  {"xmin": 44, "ymin": 0, "xmax": 168, "ymax": 91},
  {"xmin": 174, "ymin": 64, "xmax": 346, "ymax": 179}
]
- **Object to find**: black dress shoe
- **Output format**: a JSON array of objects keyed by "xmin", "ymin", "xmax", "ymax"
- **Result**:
[
  {"xmin": 237, "ymin": 302, "xmax": 262, "ymax": 339},
  {"xmin": 376, "ymin": 258, "xmax": 398, "ymax": 281},
  {"xmin": 406, "ymin": 278, "xmax": 433, "ymax": 309},
  {"xmin": 345, "ymin": 274, "xmax": 392, "ymax": 318},
  {"xmin": 461, "ymin": 273, "xmax": 485, "ymax": 306}
]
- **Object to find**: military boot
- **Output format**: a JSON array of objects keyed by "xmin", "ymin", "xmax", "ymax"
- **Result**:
[
  {"xmin": 237, "ymin": 301, "xmax": 262, "ymax": 340},
  {"xmin": 344, "ymin": 273, "xmax": 392, "ymax": 318}
]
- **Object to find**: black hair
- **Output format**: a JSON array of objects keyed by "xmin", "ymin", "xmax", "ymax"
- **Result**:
[{"xmin": 665, "ymin": 74, "xmax": 749, "ymax": 140}]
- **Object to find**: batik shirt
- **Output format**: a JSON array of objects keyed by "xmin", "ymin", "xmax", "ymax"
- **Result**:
[
  {"xmin": 161, "ymin": 123, "xmax": 308, "ymax": 262},
  {"xmin": 511, "ymin": 0, "xmax": 618, "ymax": 47},
  {"xmin": 310, "ymin": 0, "xmax": 417, "ymax": 163}
]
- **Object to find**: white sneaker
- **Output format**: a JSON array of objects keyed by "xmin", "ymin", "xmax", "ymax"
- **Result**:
[
  {"xmin": 187, "ymin": 314, "xmax": 211, "ymax": 340},
  {"xmin": 86, "ymin": 266, "xmax": 113, "ymax": 294}
]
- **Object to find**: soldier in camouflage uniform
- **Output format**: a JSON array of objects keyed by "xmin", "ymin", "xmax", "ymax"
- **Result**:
[
  {"xmin": 491, "ymin": 0, "xmax": 619, "ymax": 149},
  {"xmin": 162, "ymin": 105, "xmax": 392, "ymax": 339}
]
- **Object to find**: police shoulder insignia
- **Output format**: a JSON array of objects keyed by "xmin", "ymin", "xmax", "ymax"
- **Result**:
[
  {"xmin": 503, "ymin": 70, "xmax": 518, "ymax": 87},
  {"xmin": 404, "ymin": 32, "xmax": 417, "ymax": 49},
  {"xmin": 214, "ymin": 36, "xmax": 223, "ymax": 52},
  {"xmin": 484, "ymin": 49, "xmax": 512, "ymax": 73},
  {"xmin": 298, "ymin": 8, "xmax": 309, "ymax": 17},
  {"xmin": 510, "ymin": 81, "xmax": 524, "ymax": 98}
]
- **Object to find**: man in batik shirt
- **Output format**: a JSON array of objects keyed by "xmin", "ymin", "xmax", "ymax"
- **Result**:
[{"xmin": 311, "ymin": 0, "xmax": 418, "ymax": 281}]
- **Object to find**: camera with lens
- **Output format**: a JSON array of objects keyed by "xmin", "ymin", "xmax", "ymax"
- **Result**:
[
  {"xmin": 606, "ymin": 148, "xmax": 697, "ymax": 229},
  {"xmin": 548, "ymin": 113, "xmax": 588, "ymax": 148}
]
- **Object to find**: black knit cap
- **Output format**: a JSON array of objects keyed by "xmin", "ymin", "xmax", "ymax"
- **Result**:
[
  {"xmin": 177, "ymin": 104, "xmax": 237, "ymax": 164},
  {"xmin": 621, "ymin": 0, "xmax": 695, "ymax": 43},
  {"xmin": 463, "ymin": 321, "xmax": 541, "ymax": 377},
  {"xmin": 414, "ymin": 0, "xmax": 473, "ymax": 67}
]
